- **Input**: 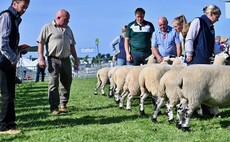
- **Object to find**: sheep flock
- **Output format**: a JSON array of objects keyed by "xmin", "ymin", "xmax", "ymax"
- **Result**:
[{"xmin": 93, "ymin": 52, "xmax": 230, "ymax": 131}]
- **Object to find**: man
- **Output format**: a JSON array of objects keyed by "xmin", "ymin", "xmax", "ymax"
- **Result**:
[
  {"xmin": 152, "ymin": 17, "xmax": 181, "ymax": 63},
  {"xmin": 37, "ymin": 9, "xmax": 79, "ymax": 115},
  {"xmin": 0, "ymin": 0, "xmax": 30, "ymax": 134},
  {"xmin": 125, "ymin": 8, "xmax": 155, "ymax": 65}
]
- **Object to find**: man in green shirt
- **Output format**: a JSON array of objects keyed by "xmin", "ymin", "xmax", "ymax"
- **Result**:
[{"xmin": 125, "ymin": 8, "xmax": 155, "ymax": 65}]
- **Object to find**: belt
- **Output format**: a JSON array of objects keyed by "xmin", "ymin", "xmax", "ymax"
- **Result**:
[{"xmin": 49, "ymin": 56, "xmax": 69, "ymax": 60}]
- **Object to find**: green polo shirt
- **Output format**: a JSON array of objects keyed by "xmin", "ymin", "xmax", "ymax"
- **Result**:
[
  {"xmin": 37, "ymin": 21, "xmax": 76, "ymax": 58},
  {"xmin": 126, "ymin": 20, "xmax": 155, "ymax": 56}
]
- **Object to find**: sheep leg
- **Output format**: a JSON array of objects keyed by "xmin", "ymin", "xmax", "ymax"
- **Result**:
[
  {"xmin": 166, "ymin": 103, "xmax": 174, "ymax": 123},
  {"xmin": 176, "ymin": 100, "xmax": 188, "ymax": 129},
  {"xmin": 126, "ymin": 94, "xmax": 133, "ymax": 111},
  {"xmin": 119, "ymin": 91, "xmax": 129, "ymax": 109},
  {"xmin": 108, "ymin": 84, "xmax": 114, "ymax": 97},
  {"xmin": 209, "ymin": 106, "xmax": 221, "ymax": 118},
  {"xmin": 101, "ymin": 85, "xmax": 106, "ymax": 96},
  {"xmin": 139, "ymin": 92, "xmax": 149, "ymax": 115},
  {"xmin": 151, "ymin": 97, "xmax": 165, "ymax": 122},
  {"xmin": 114, "ymin": 88, "xmax": 120, "ymax": 104},
  {"xmin": 94, "ymin": 81, "xmax": 101, "ymax": 95}
]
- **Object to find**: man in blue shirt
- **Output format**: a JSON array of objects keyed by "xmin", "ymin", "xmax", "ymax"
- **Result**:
[{"xmin": 152, "ymin": 17, "xmax": 181, "ymax": 63}]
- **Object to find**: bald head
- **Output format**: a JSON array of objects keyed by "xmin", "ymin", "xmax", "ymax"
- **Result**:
[
  {"xmin": 55, "ymin": 9, "xmax": 70, "ymax": 28},
  {"xmin": 158, "ymin": 17, "xmax": 168, "ymax": 32}
]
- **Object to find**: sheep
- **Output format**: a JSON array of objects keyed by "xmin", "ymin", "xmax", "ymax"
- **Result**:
[
  {"xmin": 175, "ymin": 64, "xmax": 230, "ymax": 131},
  {"xmin": 119, "ymin": 65, "xmax": 147, "ymax": 109},
  {"xmin": 112, "ymin": 65, "xmax": 134, "ymax": 104},
  {"xmin": 138, "ymin": 64, "xmax": 172, "ymax": 115},
  {"xmin": 107, "ymin": 66, "xmax": 121, "ymax": 97},
  {"xmin": 154, "ymin": 52, "xmax": 230, "ymax": 123},
  {"xmin": 94, "ymin": 67, "xmax": 110, "ymax": 96}
]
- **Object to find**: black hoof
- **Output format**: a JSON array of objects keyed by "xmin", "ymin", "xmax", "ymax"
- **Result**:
[
  {"xmin": 151, "ymin": 117, "xmax": 158, "ymax": 123},
  {"xmin": 181, "ymin": 127, "xmax": 190, "ymax": 132},
  {"xmin": 94, "ymin": 92, "xmax": 97, "ymax": 95},
  {"xmin": 102, "ymin": 93, "xmax": 106, "ymax": 96},
  {"xmin": 168, "ymin": 118, "xmax": 174, "ymax": 124},
  {"xmin": 119, "ymin": 106, "xmax": 124, "ymax": 109},
  {"xmin": 108, "ymin": 95, "xmax": 113, "ymax": 98},
  {"xmin": 127, "ymin": 109, "xmax": 132, "ymax": 112},
  {"xmin": 158, "ymin": 111, "xmax": 162, "ymax": 115},
  {"xmin": 176, "ymin": 122, "xmax": 181, "ymax": 129},
  {"xmin": 140, "ymin": 110, "xmax": 145, "ymax": 115},
  {"xmin": 115, "ymin": 100, "xmax": 120, "ymax": 104}
]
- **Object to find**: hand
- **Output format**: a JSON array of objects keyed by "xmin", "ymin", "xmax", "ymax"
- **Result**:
[
  {"xmin": 39, "ymin": 59, "xmax": 46, "ymax": 69},
  {"xmin": 156, "ymin": 56, "xmax": 163, "ymax": 63},
  {"xmin": 73, "ymin": 59, "xmax": 79, "ymax": 70},
  {"xmin": 126, "ymin": 53, "xmax": 133, "ymax": 62},
  {"xmin": 186, "ymin": 56, "xmax": 193, "ymax": 63}
]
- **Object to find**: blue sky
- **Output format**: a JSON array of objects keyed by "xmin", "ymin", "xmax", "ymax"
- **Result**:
[{"xmin": 1, "ymin": 0, "xmax": 229, "ymax": 58}]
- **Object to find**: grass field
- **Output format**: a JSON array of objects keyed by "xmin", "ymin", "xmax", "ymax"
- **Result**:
[{"xmin": 0, "ymin": 77, "xmax": 230, "ymax": 142}]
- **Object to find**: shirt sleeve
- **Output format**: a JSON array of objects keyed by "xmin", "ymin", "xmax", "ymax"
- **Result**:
[
  {"xmin": 36, "ymin": 24, "xmax": 49, "ymax": 44},
  {"xmin": 110, "ymin": 36, "xmax": 120, "ymax": 51},
  {"xmin": 185, "ymin": 18, "xmax": 200, "ymax": 57},
  {"xmin": 0, "ymin": 12, "xmax": 18, "ymax": 63},
  {"xmin": 151, "ymin": 31, "xmax": 158, "ymax": 48}
]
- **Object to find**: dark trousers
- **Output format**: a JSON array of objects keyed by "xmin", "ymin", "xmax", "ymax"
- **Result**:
[
  {"xmin": 131, "ymin": 52, "xmax": 149, "ymax": 66},
  {"xmin": 47, "ymin": 57, "xmax": 72, "ymax": 111},
  {"xmin": 0, "ymin": 68, "xmax": 16, "ymax": 131},
  {"xmin": 36, "ymin": 65, "xmax": 45, "ymax": 82}
]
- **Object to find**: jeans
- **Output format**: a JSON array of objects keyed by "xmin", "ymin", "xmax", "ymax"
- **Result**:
[
  {"xmin": 0, "ymin": 68, "xmax": 17, "ymax": 131},
  {"xmin": 36, "ymin": 65, "xmax": 45, "ymax": 82},
  {"xmin": 116, "ymin": 58, "xmax": 132, "ymax": 66}
]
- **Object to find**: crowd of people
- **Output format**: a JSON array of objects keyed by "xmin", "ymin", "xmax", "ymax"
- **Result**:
[{"xmin": 0, "ymin": 0, "xmax": 229, "ymax": 135}]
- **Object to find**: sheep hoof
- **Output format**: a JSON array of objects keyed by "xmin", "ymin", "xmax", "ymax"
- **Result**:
[
  {"xmin": 168, "ymin": 118, "xmax": 174, "ymax": 124},
  {"xmin": 119, "ymin": 106, "xmax": 124, "ymax": 109},
  {"xmin": 176, "ymin": 122, "xmax": 181, "ymax": 129},
  {"xmin": 181, "ymin": 127, "xmax": 190, "ymax": 132},
  {"xmin": 140, "ymin": 110, "xmax": 145, "ymax": 115},
  {"xmin": 151, "ymin": 117, "xmax": 158, "ymax": 123},
  {"xmin": 108, "ymin": 95, "xmax": 113, "ymax": 98},
  {"xmin": 94, "ymin": 92, "xmax": 98, "ymax": 95},
  {"xmin": 115, "ymin": 100, "xmax": 120, "ymax": 104},
  {"xmin": 127, "ymin": 109, "xmax": 132, "ymax": 111},
  {"xmin": 102, "ymin": 93, "xmax": 106, "ymax": 96}
]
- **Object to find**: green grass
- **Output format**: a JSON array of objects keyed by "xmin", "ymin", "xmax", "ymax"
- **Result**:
[{"xmin": 0, "ymin": 77, "xmax": 230, "ymax": 142}]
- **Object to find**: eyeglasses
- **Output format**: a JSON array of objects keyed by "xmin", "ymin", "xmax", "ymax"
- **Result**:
[{"xmin": 162, "ymin": 33, "xmax": 166, "ymax": 39}]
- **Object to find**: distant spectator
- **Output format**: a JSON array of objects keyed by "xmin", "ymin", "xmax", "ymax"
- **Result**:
[{"xmin": 35, "ymin": 63, "xmax": 45, "ymax": 82}]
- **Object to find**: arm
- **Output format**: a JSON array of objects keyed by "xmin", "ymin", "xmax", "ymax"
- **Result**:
[
  {"xmin": 0, "ymin": 12, "xmax": 18, "ymax": 65},
  {"xmin": 37, "ymin": 42, "xmax": 46, "ymax": 69},
  {"xmin": 110, "ymin": 36, "xmax": 120, "ymax": 53},
  {"xmin": 176, "ymin": 43, "xmax": 182, "ymax": 57},
  {"xmin": 151, "ymin": 32, "xmax": 163, "ymax": 63},
  {"xmin": 70, "ymin": 44, "xmax": 79, "ymax": 70},
  {"xmin": 185, "ymin": 18, "xmax": 200, "ymax": 62},
  {"xmin": 124, "ymin": 37, "xmax": 132, "ymax": 62}
]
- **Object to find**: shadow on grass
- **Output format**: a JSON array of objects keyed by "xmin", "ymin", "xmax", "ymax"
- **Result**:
[{"xmin": 20, "ymin": 114, "xmax": 142, "ymax": 131}]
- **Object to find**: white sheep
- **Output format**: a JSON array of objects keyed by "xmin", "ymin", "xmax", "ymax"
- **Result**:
[
  {"xmin": 112, "ymin": 65, "xmax": 134, "ymax": 104},
  {"xmin": 108, "ymin": 66, "xmax": 121, "ymax": 97},
  {"xmin": 138, "ymin": 64, "xmax": 172, "ymax": 115},
  {"xmin": 175, "ymin": 64, "xmax": 230, "ymax": 131},
  {"xmin": 154, "ymin": 52, "xmax": 229, "ymax": 122},
  {"xmin": 119, "ymin": 65, "xmax": 146, "ymax": 109},
  {"xmin": 94, "ymin": 67, "xmax": 110, "ymax": 96}
]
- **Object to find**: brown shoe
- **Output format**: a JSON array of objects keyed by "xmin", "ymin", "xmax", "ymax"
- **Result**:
[
  {"xmin": 0, "ymin": 129, "xmax": 22, "ymax": 134},
  {"xmin": 59, "ymin": 106, "xmax": 68, "ymax": 112},
  {"xmin": 51, "ymin": 110, "xmax": 60, "ymax": 115}
]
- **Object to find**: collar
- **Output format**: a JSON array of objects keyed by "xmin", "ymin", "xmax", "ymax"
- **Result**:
[
  {"xmin": 134, "ymin": 20, "xmax": 147, "ymax": 27},
  {"xmin": 200, "ymin": 14, "xmax": 213, "ymax": 29},
  {"xmin": 8, "ymin": 6, "xmax": 21, "ymax": 18}
]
